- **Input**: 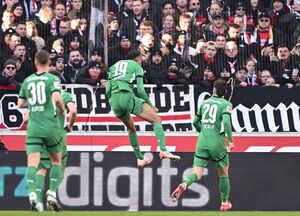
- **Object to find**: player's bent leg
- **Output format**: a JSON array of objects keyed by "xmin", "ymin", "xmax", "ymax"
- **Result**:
[
  {"xmin": 171, "ymin": 167, "xmax": 204, "ymax": 202},
  {"xmin": 137, "ymin": 103, "xmax": 181, "ymax": 161},
  {"xmin": 120, "ymin": 115, "xmax": 148, "ymax": 163}
]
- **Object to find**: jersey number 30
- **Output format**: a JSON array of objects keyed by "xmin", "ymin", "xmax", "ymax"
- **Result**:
[
  {"xmin": 28, "ymin": 82, "xmax": 46, "ymax": 105},
  {"xmin": 202, "ymin": 104, "xmax": 218, "ymax": 124}
]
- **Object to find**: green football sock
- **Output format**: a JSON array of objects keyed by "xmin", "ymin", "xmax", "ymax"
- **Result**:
[
  {"xmin": 58, "ymin": 171, "xmax": 64, "ymax": 185},
  {"xmin": 26, "ymin": 166, "xmax": 37, "ymax": 193},
  {"xmin": 128, "ymin": 132, "xmax": 144, "ymax": 160},
  {"xmin": 219, "ymin": 176, "xmax": 230, "ymax": 203},
  {"xmin": 49, "ymin": 165, "xmax": 62, "ymax": 192},
  {"xmin": 153, "ymin": 123, "xmax": 167, "ymax": 151},
  {"xmin": 183, "ymin": 173, "xmax": 198, "ymax": 187},
  {"xmin": 35, "ymin": 174, "xmax": 45, "ymax": 202}
]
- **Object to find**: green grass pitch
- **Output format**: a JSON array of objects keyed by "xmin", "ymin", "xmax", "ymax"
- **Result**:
[{"xmin": 1, "ymin": 212, "xmax": 300, "ymax": 216}]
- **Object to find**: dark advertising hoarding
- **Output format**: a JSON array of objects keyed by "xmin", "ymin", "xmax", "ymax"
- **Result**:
[{"xmin": 1, "ymin": 151, "xmax": 300, "ymax": 210}]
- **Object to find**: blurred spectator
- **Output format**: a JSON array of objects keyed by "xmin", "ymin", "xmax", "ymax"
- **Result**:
[
  {"xmin": 271, "ymin": 45, "xmax": 298, "ymax": 87},
  {"xmin": 265, "ymin": 76, "xmax": 280, "ymax": 87},
  {"xmin": 159, "ymin": 33, "xmax": 175, "ymax": 56},
  {"xmin": 144, "ymin": 50, "xmax": 168, "ymax": 86},
  {"xmin": 173, "ymin": 30, "xmax": 197, "ymax": 57},
  {"xmin": 257, "ymin": 69, "xmax": 272, "ymax": 86},
  {"xmin": 108, "ymin": 35, "xmax": 132, "ymax": 67},
  {"xmin": 270, "ymin": 0, "xmax": 297, "ymax": 49},
  {"xmin": 188, "ymin": 0, "xmax": 206, "ymax": 27},
  {"xmin": 26, "ymin": 21, "xmax": 45, "ymax": 51},
  {"xmin": 234, "ymin": 67, "xmax": 248, "ymax": 87},
  {"xmin": 245, "ymin": 58, "xmax": 258, "ymax": 86},
  {"xmin": 247, "ymin": 0, "xmax": 266, "ymax": 26},
  {"xmin": 159, "ymin": 14, "xmax": 176, "ymax": 36},
  {"xmin": 1, "ymin": 32, "xmax": 21, "ymax": 62},
  {"xmin": 138, "ymin": 32, "xmax": 155, "ymax": 62},
  {"xmin": 175, "ymin": 0, "xmax": 189, "ymax": 15},
  {"xmin": 68, "ymin": 0, "xmax": 84, "ymax": 20},
  {"xmin": 120, "ymin": 0, "xmax": 150, "ymax": 44},
  {"xmin": 35, "ymin": 6, "xmax": 53, "ymax": 41},
  {"xmin": 54, "ymin": 57, "xmax": 71, "ymax": 84},
  {"xmin": 64, "ymin": 49, "xmax": 87, "ymax": 83},
  {"xmin": 13, "ymin": 44, "xmax": 35, "ymax": 77},
  {"xmin": 50, "ymin": 2, "xmax": 67, "ymax": 36},
  {"xmin": 90, "ymin": 50, "xmax": 103, "ymax": 63},
  {"xmin": 0, "ymin": 58, "xmax": 22, "ymax": 90},
  {"xmin": 204, "ymin": 12, "xmax": 227, "ymax": 41},
  {"xmin": 1, "ymin": 10, "xmax": 15, "ymax": 32},
  {"xmin": 76, "ymin": 61, "xmax": 107, "ymax": 86},
  {"xmin": 206, "ymin": 2, "xmax": 222, "ymax": 24},
  {"xmin": 228, "ymin": 1, "xmax": 254, "ymax": 32},
  {"xmin": 192, "ymin": 41, "xmax": 221, "ymax": 80},
  {"xmin": 12, "ymin": 3, "xmax": 25, "ymax": 23},
  {"xmin": 159, "ymin": 1, "xmax": 176, "ymax": 30},
  {"xmin": 223, "ymin": 41, "xmax": 244, "ymax": 75},
  {"xmin": 16, "ymin": 21, "xmax": 37, "ymax": 61}
]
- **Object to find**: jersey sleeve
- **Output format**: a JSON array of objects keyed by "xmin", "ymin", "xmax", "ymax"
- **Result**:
[
  {"xmin": 192, "ymin": 104, "xmax": 203, "ymax": 132},
  {"xmin": 135, "ymin": 64, "xmax": 144, "ymax": 78},
  {"xmin": 63, "ymin": 92, "xmax": 75, "ymax": 107},
  {"xmin": 18, "ymin": 80, "xmax": 27, "ymax": 99},
  {"xmin": 50, "ymin": 75, "xmax": 61, "ymax": 93},
  {"xmin": 222, "ymin": 101, "xmax": 232, "ymax": 116},
  {"xmin": 222, "ymin": 101, "xmax": 233, "ymax": 143}
]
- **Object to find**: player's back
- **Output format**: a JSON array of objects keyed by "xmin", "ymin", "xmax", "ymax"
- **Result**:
[
  {"xmin": 19, "ymin": 72, "xmax": 61, "ymax": 137},
  {"xmin": 198, "ymin": 96, "xmax": 232, "ymax": 150},
  {"xmin": 106, "ymin": 60, "xmax": 143, "ymax": 97}
]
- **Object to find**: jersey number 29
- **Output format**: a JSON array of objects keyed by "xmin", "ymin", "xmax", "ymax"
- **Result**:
[{"xmin": 202, "ymin": 104, "xmax": 218, "ymax": 124}]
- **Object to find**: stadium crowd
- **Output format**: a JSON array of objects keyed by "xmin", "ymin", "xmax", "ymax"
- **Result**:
[{"xmin": 1, "ymin": 0, "xmax": 300, "ymax": 90}]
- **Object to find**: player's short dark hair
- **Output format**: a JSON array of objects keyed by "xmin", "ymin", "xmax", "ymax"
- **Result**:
[
  {"xmin": 213, "ymin": 79, "xmax": 228, "ymax": 97},
  {"xmin": 126, "ymin": 50, "xmax": 141, "ymax": 60},
  {"xmin": 35, "ymin": 50, "xmax": 50, "ymax": 66}
]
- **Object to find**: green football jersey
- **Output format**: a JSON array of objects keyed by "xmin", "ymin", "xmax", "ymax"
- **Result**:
[
  {"xmin": 106, "ymin": 60, "xmax": 143, "ymax": 97},
  {"xmin": 19, "ymin": 72, "xmax": 61, "ymax": 137},
  {"xmin": 196, "ymin": 96, "xmax": 232, "ymax": 150}
]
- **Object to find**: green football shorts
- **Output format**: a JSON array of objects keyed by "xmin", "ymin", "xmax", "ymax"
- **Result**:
[
  {"xmin": 26, "ymin": 128, "xmax": 64, "ymax": 155},
  {"xmin": 109, "ymin": 91, "xmax": 145, "ymax": 120},
  {"xmin": 38, "ymin": 144, "xmax": 68, "ymax": 170},
  {"xmin": 193, "ymin": 148, "xmax": 229, "ymax": 168}
]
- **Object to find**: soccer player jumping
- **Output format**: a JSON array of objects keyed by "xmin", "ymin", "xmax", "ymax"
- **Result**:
[
  {"xmin": 171, "ymin": 79, "xmax": 234, "ymax": 211},
  {"xmin": 106, "ymin": 50, "xmax": 180, "ymax": 168}
]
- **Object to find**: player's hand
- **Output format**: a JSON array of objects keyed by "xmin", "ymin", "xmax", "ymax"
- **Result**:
[
  {"xmin": 66, "ymin": 125, "xmax": 73, "ymax": 133},
  {"xmin": 227, "ymin": 142, "xmax": 234, "ymax": 151},
  {"xmin": 152, "ymin": 106, "xmax": 159, "ymax": 112}
]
